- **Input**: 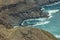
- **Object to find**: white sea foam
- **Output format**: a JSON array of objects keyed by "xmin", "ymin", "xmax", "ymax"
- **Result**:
[
  {"xmin": 47, "ymin": 10, "xmax": 59, "ymax": 15},
  {"xmin": 34, "ymin": 18, "xmax": 47, "ymax": 21},
  {"xmin": 49, "ymin": 10, "xmax": 59, "ymax": 19},
  {"xmin": 48, "ymin": 16, "xmax": 52, "ymax": 19},
  {"xmin": 21, "ymin": 18, "xmax": 47, "ymax": 25},
  {"xmin": 41, "ymin": 1, "xmax": 60, "ymax": 19},
  {"xmin": 55, "ymin": 35, "xmax": 60, "ymax": 38},
  {"xmin": 46, "ymin": 9, "xmax": 59, "ymax": 19},
  {"xmin": 41, "ymin": 6, "xmax": 59, "ymax": 19},
  {"xmin": 32, "ymin": 21, "xmax": 50, "ymax": 26},
  {"xmin": 27, "ymin": 18, "xmax": 46, "ymax": 21}
]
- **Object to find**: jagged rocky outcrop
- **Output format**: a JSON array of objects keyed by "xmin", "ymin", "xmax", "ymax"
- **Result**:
[{"xmin": 0, "ymin": 26, "xmax": 57, "ymax": 40}]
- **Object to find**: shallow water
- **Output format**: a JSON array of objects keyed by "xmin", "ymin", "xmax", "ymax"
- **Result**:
[{"xmin": 21, "ymin": 1, "xmax": 60, "ymax": 38}]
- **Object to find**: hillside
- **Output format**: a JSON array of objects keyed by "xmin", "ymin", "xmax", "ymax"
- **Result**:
[{"xmin": 0, "ymin": 25, "xmax": 57, "ymax": 40}]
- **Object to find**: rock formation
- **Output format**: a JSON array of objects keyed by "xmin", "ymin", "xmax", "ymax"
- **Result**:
[
  {"xmin": 0, "ymin": 0, "xmax": 49, "ymax": 28},
  {"xmin": 0, "ymin": 0, "xmax": 59, "ymax": 28}
]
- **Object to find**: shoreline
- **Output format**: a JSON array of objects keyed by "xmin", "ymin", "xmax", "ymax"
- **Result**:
[{"xmin": 0, "ymin": 0, "xmax": 60, "ymax": 28}]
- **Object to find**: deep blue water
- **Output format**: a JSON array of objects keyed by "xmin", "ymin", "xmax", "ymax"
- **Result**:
[{"xmin": 22, "ymin": 2, "xmax": 60, "ymax": 38}]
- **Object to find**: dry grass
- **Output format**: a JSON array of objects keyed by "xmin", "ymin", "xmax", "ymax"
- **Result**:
[{"xmin": 0, "ymin": 25, "xmax": 57, "ymax": 40}]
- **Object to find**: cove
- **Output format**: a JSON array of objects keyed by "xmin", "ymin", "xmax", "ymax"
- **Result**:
[{"xmin": 21, "ymin": 1, "xmax": 60, "ymax": 39}]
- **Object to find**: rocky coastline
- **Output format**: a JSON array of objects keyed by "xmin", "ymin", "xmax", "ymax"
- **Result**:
[
  {"xmin": 0, "ymin": 0, "xmax": 59, "ymax": 40},
  {"xmin": 0, "ymin": 0, "xmax": 59, "ymax": 28}
]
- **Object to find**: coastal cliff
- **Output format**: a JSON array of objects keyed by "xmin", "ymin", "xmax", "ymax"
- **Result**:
[
  {"xmin": 0, "ymin": 0, "xmax": 59, "ymax": 28},
  {"xmin": 0, "ymin": 0, "xmax": 49, "ymax": 28}
]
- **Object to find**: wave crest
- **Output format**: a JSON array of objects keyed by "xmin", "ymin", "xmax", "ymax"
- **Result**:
[
  {"xmin": 21, "ymin": 18, "xmax": 50, "ymax": 26},
  {"xmin": 33, "ymin": 21, "xmax": 50, "ymax": 26}
]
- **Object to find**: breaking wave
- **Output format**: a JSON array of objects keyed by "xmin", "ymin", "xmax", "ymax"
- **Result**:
[
  {"xmin": 47, "ymin": 9, "xmax": 59, "ymax": 19},
  {"xmin": 42, "ymin": 7, "xmax": 59, "ymax": 19},
  {"xmin": 21, "ymin": 18, "xmax": 50, "ymax": 26},
  {"xmin": 32, "ymin": 21, "xmax": 50, "ymax": 26},
  {"xmin": 47, "ymin": 9, "xmax": 59, "ymax": 15},
  {"xmin": 55, "ymin": 35, "xmax": 60, "ymax": 38}
]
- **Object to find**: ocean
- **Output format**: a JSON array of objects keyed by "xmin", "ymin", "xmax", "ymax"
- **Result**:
[{"xmin": 21, "ymin": 1, "xmax": 60, "ymax": 39}]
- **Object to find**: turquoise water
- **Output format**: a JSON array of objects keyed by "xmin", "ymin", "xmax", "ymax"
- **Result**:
[{"xmin": 22, "ymin": 2, "xmax": 60, "ymax": 38}]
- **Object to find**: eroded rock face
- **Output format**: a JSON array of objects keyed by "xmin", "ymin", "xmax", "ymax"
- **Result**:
[{"xmin": 0, "ymin": 26, "xmax": 57, "ymax": 40}]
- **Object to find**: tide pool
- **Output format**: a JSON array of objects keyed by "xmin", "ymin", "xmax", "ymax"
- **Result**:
[{"xmin": 21, "ymin": 1, "xmax": 60, "ymax": 38}]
